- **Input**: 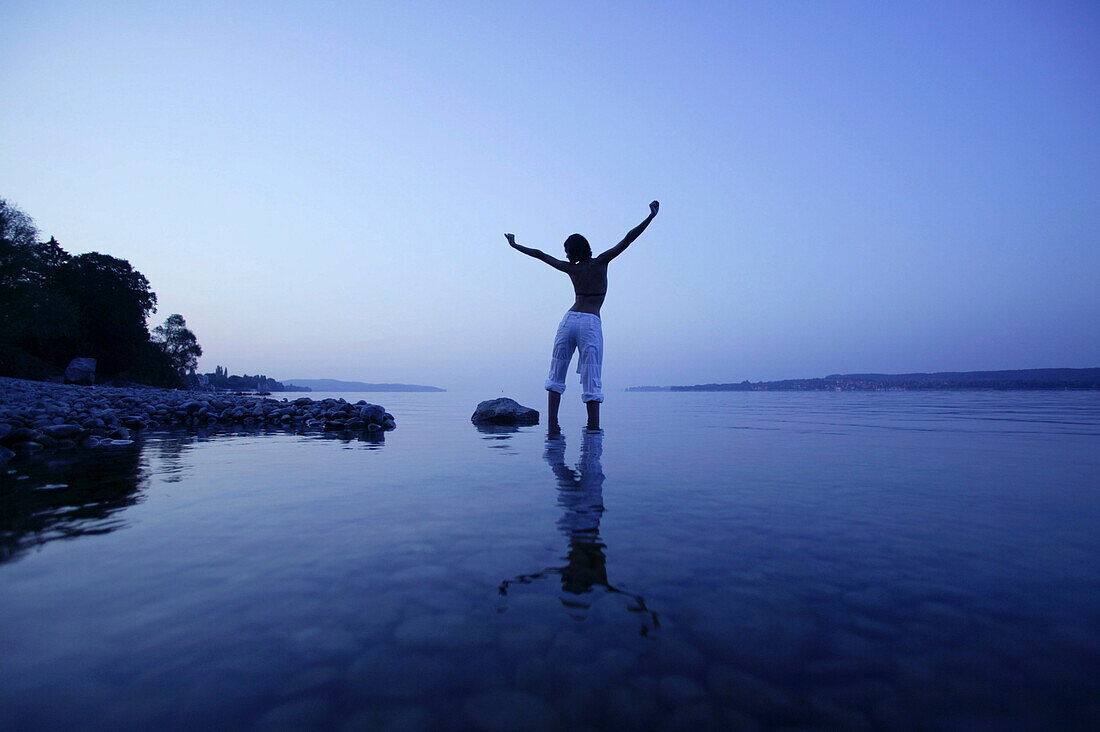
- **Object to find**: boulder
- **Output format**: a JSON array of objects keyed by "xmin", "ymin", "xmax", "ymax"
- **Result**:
[
  {"xmin": 359, "ymin": 404, "xmax": 386, "ymax": 424},
  {"xmin": 471, "ymin": 398, "xmax": 539, "ymax": 426},
  {"xmin": 42, "ymin": 424, "xmax": 82, "ymax": 439},
  {"xmin": 1, "ymin": 427, "xmax": 35, "ymax": 445},
  {"xmin": 64, "ymin": 357, "xmax": 97, "ymax": 385}
]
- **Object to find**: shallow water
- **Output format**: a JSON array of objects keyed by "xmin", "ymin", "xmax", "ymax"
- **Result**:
[{"xmin": 2, "ymin": 391, "xmax": 1099, "ymax": 729}]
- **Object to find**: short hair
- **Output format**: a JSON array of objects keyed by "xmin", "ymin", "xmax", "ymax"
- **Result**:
[{"xmin": 564, "ymin": 234, "xmax": 591, "ymax": 263}]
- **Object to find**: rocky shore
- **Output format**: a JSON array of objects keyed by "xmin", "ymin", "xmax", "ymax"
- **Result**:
[{"xmin": 0, "ymin": 377, "xmax": 395, "ymax": 463}]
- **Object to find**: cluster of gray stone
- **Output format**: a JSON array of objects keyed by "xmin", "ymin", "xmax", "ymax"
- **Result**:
[{"xmin": 0, "ymin": 377, "xmax": 395, "ymax": 463}]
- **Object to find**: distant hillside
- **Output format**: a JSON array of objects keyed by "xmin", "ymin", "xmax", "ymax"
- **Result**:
[
  {"xmin": 628, "ymin": 368, "xmax": 1100, "ymax": 392},
  {"xmin": 283, "ymin": 379, "xmax": 445, "ymax": 392}
]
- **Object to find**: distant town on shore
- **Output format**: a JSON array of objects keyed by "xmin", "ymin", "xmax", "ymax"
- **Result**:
[{"xmin": 628, "ymin": 368, "xmax": 1100, "ymax": 392}]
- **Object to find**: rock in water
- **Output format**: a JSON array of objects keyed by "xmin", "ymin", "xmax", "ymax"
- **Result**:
[
  {"xmin": 0, "ymin": 375, "xmax": 398, "ymax": 459},
  {"xmin": 64, "ymin": 357, "xmax": 97, "ymax": 385},
  {"xmin": 471, "ymin": 398, "xmax": 539, "ymax": 426},
  {"xmin": 42, "ymin": 424, "xmax": 82, "ymax": 439}
]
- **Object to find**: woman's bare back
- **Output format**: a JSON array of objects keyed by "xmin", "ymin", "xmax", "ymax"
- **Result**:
[{"xmin": 567, "ymin": 260, "xmax": 608, "ymax": 316}]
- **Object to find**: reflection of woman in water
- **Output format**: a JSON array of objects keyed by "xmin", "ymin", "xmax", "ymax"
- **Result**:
[
  {"xmin": 499, "ymin": 430, "xmax": 658, "ymax": 635},
  {"xmin": 507, "ymin": 201, "xmax": 659, "ymax": 431},
  {"xmin": 547, "ymin": 428, "xmax": 607, "ymax": 594}
]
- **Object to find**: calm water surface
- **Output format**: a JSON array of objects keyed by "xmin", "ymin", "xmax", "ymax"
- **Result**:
[{"xmin": 2, "ymin": 391, "xmax": 1098, "ymax": 729}]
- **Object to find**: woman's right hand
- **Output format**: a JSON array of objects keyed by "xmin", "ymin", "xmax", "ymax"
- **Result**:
[{"xmin": 505, "ymin": 233, "xmax": 516, "ymax": 246}]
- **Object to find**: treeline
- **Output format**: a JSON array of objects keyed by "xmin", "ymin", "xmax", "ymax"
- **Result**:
[
  {"xmin": 0, "ymin": 198, "xmax": 201, "ymax": 386},
  {"xmin": 202, "ymin": 366, "xmax": 306, "ymax": 393}
]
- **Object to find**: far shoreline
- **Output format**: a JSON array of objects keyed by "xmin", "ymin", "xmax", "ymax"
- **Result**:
[
  {"xmin": 628, "ymin": 368, "xmax": 1100, "ymax": 393},
  {"xmin": 281, "ymin": 379, "xmax": 445, "ymax": 393}
]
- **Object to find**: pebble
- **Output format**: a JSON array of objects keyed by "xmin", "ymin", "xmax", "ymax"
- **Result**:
[
  {"xmin": 604, "ymin": 684, "xmax": 658, "ymax": 725},
  {"xmin": 339, "ymin": 705, "xmax": 433, "ymax": 732},
  {"xmin": 658, "ymin": 701, "xmax": 715, "ymax": 731},
  {"xmin": 658, "ymin": 675, "xmax": 707, "ymax": 703},
  {"xmin": 253, "ymin": 697, "xmax": 331, "ymax": 730},
  {"xmin": 393, "ymin": 612, "xmax": 484, "ymax": 651},
  {"xmin": 0, "ymin": 376, "xmax": 396, "ymax": 459},
  {"xmin": 279, "ymin": 665, "xmax": 340, "ymax": 697},
  {"xmin": 344, "ymin": 647, "xmax": 450, "ymax": 702},
  {"xmin": 463, "ymin": 690, "xmax": 558, "ymax": 732},
  {"xmin": 513, "ymin": 657, "xmax": 554, "ymax": 696},
  {"xmin": 706, "ymin": 665, "xmax": 793, "ymax": 717}
]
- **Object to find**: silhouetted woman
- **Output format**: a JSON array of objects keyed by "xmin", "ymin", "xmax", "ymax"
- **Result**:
[{"xmin": 507, "ymin": 201, "xmax": 659, "ymax": 430}]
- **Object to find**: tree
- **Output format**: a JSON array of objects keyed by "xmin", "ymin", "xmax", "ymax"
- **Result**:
[
  {"xmin": 0, "ymin": 198, "xmax": 40, "ymax": 292},
  {"xmin": 56, "ymin": 252, "xmax": 158, "ymax": 376},
  {"xmin": 152, "ymin": 314, "xmax": 203, "ymax": 377},
  {"xmin": 0, "ymin": 200, "xmax": 77, "ymax": 377},
  {"xmin": 1, "ymin": 195, "xmax": 175, "ymax": 384}
]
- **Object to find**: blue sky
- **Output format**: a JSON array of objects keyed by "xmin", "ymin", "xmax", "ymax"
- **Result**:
[{"xmin": 2, "ymin": 1, "xmax": 1097, "ymax": 392}]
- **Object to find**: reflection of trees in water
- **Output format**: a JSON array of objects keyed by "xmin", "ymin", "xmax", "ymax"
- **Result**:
[
  {"xmin": 151, "ymin": 431, "xmax": 195, "ymax": 483},
  {"xmin": 0, "ymin": 425, "xmax": 387, "ymax": 565},
  {"xmin": 499, "ymin": 430, "xmax": 659, "ymax": 636},
  {"xmin": 0, "ymin": 444, "xmax": 150, "ymax": 565}
]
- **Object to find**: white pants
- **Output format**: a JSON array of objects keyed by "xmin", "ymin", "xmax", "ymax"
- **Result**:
[{"xmin": 545, "ymin": 311, "xmax": 604, "ymax": 403}]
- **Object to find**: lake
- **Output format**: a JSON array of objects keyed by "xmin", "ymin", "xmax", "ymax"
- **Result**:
[{"xmin": 1, "ymin": 390, "xmax": 1098, "ymax": 729}]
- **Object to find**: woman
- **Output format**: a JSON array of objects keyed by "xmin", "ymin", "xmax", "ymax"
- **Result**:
[{"xmin": 506, "ymin": 200, "xmax": 659, "ymax": 430}]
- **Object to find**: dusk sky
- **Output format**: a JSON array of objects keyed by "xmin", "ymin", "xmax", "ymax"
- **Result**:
[{"xmin": 2, "ymin": 1, "xmax": 1097, "ymax": 393}]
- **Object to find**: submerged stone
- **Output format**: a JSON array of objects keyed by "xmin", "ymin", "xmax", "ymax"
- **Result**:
[
  {"xmin": 42, "ymin": 423, "xmax": 82, "ymax": 439},
  {"xmin": 463, "ymin": 690, "xmax": 557, "ymax": 732}
]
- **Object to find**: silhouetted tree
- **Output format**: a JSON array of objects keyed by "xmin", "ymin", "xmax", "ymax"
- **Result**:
[
  {"xmin": 0, "ymin": 201, "xmax": 77, "ymax": 376},
  {"xmin": 55, "ymin": 252, "xmax": 157, "ymax": 376},
  {"xmin": 1, "ymin": 196, "xmax": 198, "ymax": 385},
  {"xmin": 152, "ymin": 314, "xmax": 202, "ymax": 377},
  {"xmin": 128, "ymin": 338, "xmax": 183, "ymax": 387},
  {"xmin": 0, "ymin": 198, "xmax": 39, "ymax": 289}
]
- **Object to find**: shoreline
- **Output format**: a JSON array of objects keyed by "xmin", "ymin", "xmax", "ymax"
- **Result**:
[{"xmin": 0, "ymin": 377, "xmax": 395, "ymax": 463}]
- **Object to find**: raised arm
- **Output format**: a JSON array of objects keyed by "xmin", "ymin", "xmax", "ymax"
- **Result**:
[
  {"xmin": 506, "ymin": 233, "xmax": 571, "ymax": 272},
  {"xmin": 596, "ymin": 201, "xmax": 659, "ymax": 264}
]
